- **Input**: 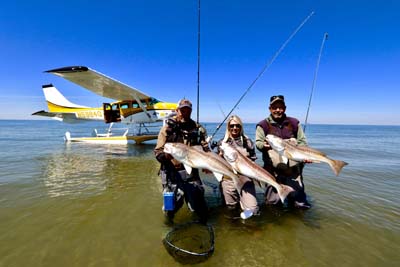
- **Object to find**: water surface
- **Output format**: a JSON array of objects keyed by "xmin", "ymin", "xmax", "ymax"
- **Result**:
[{"xmin": 0, "ymin": 121, "xmax": 399, "ymax": 266}]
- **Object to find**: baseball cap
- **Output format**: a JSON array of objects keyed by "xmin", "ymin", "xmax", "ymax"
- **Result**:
[
  {"xmin": 270, "ymin": 95, "xmax": 285, "ymax": 105},
  {"xmin": 178, "ymin": 99, "xmax": 192, "ymax": 109}
]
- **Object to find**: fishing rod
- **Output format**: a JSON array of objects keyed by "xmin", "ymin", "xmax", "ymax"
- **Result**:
[
  {"xmin": 303, "ymin": 32, "xmax": 329, "ymax": 133},
  {"xmin": 208, "ymin": 11, "xmax": 315, "ymax": 142},
  {"xmin": 196, "ymin": 0, "xmax": 201, "ymax": 124}
]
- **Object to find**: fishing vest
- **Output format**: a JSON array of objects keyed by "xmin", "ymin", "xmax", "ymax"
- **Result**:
[
  {"xmin": 162, "ymin": 117, "xmax": 205, "ymax": 181},
  {"xmin": 257, "ymin": 116, "xmax": 299, "ymax": 170},
  {"xmin": 165, "ymin": 117, "xmax": 202, "ymax": 146},
  {"xmin": 257, "ymin": 116, "xmax": 299, "ymax": 139}
]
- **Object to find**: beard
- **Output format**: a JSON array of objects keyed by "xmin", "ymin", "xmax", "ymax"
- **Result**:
[{"xmin": 271, "ymin": 112, "xmax": 285, "ymax": 122}]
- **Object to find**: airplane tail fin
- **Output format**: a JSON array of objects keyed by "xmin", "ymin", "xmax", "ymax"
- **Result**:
[{"xmin": 42, "ymin": 84, "xmax": 88, "ymax": 112}]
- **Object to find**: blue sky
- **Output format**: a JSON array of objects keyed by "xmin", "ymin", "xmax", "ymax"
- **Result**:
[{"xmin": 0, "ymin": 0, "xmax": 399, "ymax": 125}]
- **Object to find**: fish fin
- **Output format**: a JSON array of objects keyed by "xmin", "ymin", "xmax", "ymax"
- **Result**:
[
  {"xmin": 213, "ymin": 172, "xmax": 224, "ymax": 182},
  {"xmin": 329, "ymin": 159, "xmax": 349, "ymax": 176},
  {"xmin": 253, "ymin": 179, "xmax": 262, "ymax": 188},
  {"xmin": 294, "ymin": 175, "xmax": 303, "ymax": 188},
  {"xmin": 277, "ymin": 184, "xmax": 295, "ymax": 203},
  {"xmin": 254, "ymin": 180, "xmax": 265, "ymax": 188},
  {"xmin": 280, "ymin": 153, "xmax": 289, "ymax": 164},
  {"xmin": 183, "ymin": 164, "xmax": 192, "ymax": 175}
]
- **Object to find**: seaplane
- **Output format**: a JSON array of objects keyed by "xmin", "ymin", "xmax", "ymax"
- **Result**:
[{"xmin": 32, "ymin": 66, "xmax": 178, "ymax": 144}]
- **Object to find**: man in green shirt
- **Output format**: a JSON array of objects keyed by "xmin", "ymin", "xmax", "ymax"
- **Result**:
[{"xmin": 255, "ymin": 95, "xmax": 311, "ymax": 209}]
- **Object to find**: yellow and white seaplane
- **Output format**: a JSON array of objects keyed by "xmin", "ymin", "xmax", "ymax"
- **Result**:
[{"xmin": 32, "ymin": 66, "xmax": 178, "ymax": 144}]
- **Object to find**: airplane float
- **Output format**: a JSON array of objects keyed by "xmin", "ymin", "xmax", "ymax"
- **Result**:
[{"xmin": 32, "ymin": 66, "xmax": 178, "ymax": 144}]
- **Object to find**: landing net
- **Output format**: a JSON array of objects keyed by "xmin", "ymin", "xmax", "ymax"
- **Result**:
[{"xmin": 163, "ymin": 222, "xmax": 215, "ymax": 264}]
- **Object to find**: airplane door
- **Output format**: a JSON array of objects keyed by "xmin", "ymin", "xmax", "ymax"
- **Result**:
[{"xmin": 103, "ymin": 103, "xmax": 121, "ymax": 123}]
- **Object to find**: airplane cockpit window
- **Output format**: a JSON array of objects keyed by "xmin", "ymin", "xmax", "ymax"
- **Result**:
[
  {"xmin": 120, "ymin": 103, "xmax": 129, "ymax": 109},
  {"xmin": 148, "ymin": 97, "xmax": 160, "ymax": 105},
  {"xmin": 112, "ymin": 104, "xmax": 119, "ymax": 110},
  {"xmin": 132, "ymin": 103, "xmax": 139, "ymax": 108}
]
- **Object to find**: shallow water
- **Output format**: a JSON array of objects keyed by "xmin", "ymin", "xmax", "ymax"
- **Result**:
[{"xmin": 0, "ymin": 121, "xmax": 399, "ymax": 266}]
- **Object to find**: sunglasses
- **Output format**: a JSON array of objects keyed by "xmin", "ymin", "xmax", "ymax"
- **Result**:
[
  {"xmin": 270, "ymin": 95, "xmax": 284, "ymax": 102},
  {"xmin": 229, "ymin": 124, "xmax": 241, "ymax": 129}
]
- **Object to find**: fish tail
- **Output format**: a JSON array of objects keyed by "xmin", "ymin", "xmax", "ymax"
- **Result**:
[
  {"xmin": 330, "ymin": 159, "xmax": 349, "ymax": 176},
  {"xmin": 278, "ymin": 184, "xmax": 295, "ymax": 203}
]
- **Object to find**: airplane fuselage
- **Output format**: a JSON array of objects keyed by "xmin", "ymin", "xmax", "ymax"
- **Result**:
[
  {"xmin": 104, "ymin": 99, "xmax": 177, "ymax": 124},
  {"xmin": 45, "ymin": 99, "xmax": 177, "ymax": 123}
]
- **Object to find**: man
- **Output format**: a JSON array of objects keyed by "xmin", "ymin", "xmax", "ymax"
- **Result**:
[
  {"xmin": 255, "ymin": 95, "xmax": 311, "ymax": 209},
  {"xmin": 154, "ymin": 98, "xmax": 210, "ymax": 223}
]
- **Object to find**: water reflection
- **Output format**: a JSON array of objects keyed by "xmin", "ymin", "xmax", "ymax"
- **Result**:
[
  {"xmin": 40, "ymin": 153, "xmax": 108, "ymax": 197},
  {"xmin": 39, "ymin": 143, "xmax": 158, "ymax": 198}
]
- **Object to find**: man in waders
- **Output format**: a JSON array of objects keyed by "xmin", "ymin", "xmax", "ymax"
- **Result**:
[
  {"xmin": 255, "ymin": 95, "xmax": 311, "ymax": 209},
  {"xmin": 154, "ymin": 98, "xmax": 210, "ymax": 224}
]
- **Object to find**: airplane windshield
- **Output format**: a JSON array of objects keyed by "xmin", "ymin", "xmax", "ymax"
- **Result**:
[{"xmin": 148, "ymin": 97, "xmax": 160, "ymax": 105}]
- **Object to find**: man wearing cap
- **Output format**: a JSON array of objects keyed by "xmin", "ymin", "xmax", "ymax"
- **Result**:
[
  {"xmin": 255, "ymin": 95, "xmax": 311, "ymax": 209},
  {"xmin": 154, "ymin": 98, "xmax": 210, "ymax": 224}
]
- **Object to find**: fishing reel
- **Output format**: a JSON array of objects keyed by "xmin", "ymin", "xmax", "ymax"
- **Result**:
[
  {"xmin": 182, "ymin": 129, "xmax": 200, "ymax": 144},
  {"xmin": 210, "ymin": 141, "xmax": 218, "ymax": 150},
  {"xmin": 166, "ymin": 118, "xmax": 179, "ymax": 130}
]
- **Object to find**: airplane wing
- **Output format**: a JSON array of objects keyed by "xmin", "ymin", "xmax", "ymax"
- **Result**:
[{"xmin": 45, "ymin": 66, "xmax": 150, "ymax": 101}]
